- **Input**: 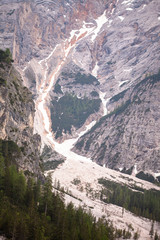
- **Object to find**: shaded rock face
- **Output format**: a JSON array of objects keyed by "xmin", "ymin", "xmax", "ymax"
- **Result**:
[
  {"xmin": 1, "ymin": 0, "xmax": 160, "ymax": 172},
  {"xmin": 73, "ymin": 72, "xmax": 160, "ymax": 172},
  {"xmin": 0, "ymin": 60, "xmax": 42, "ymax": 176}
]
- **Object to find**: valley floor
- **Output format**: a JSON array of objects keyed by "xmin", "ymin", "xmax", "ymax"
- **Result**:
[{"xmin": 46, "ymin": 136, "xmax": 160, "ymax": 239}]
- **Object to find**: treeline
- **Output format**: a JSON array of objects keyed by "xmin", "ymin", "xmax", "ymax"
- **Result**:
[
  {"xmin": 51, "ymin": 93, "xmax": 101, "ymax": 138},
  {"xmin": 98, "ymin": 178, "xmax": 160, "ymax": 222},
  {"xmin": 0, "ymin": 48, "xmax": 13, "ymax": 65},
  {"xmin": 0, "ymin": 139, "xmax": 116, "ymax": 240}
]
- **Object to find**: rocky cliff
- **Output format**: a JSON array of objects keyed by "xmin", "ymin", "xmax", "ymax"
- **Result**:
[
  {"xmin": 1, "ymin": 0, "xmax": 160, "ymax": 172},
  {"xmin": 0, "ymin": 49, "xmax": 42, "ymax": 176},
  {"xmin": 73, "ymin": 71, "xmax": 160, "ymax": 172}
]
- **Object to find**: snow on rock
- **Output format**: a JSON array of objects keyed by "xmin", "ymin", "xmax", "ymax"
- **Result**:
[
  {"xmin": 91, "ymin": 10, "xmax": 108, "ymax": 41},
  {"xmin": 118, "ymin": 15, "xmax": 125, "ymax": 21},
  {"xmin": 119, "ymin": 80, "xmax": 129, "ymax": 87},
  {"xmin": 121, "ymin": 0, "xmax": 134, "ymax": 5},
  {"xmin": 34, "ymin": 9, "xmax": 113, "ymax": 148},
  {"xmin": 52, "ymin": 120, "xmax": 96, "ymax": 163},
  {"xmin": 99, "ymin": 91, "xmax": 109, "ymax": 116},
  {"xmin": 126, "ymin": 7, "xmax": 133, "ymax": 11},
  {"xmin": 92, "ymin": 62, "xmax": 99, "ymax": 77}
]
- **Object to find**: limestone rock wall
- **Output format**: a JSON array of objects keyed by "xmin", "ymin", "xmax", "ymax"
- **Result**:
[{"xmin": 0, "ymin": 60, "xmax": 41, "ymax": 176}]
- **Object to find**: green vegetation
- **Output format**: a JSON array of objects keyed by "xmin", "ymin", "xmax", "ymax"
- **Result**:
[
  {"xmin": 0, "ymin": 77, "xmax": 6, "ymax": 86},
  {"xmin": 7, "ymin": 9, "xmax": 15, "ymax": 15},
  {"xmin": 1, "ymin": 140, "xmax": 21, "ymax": 166},
  {"xmin": 0, "ymin": 139, "xmax": 119, "ymax": 240},
  {"xmin": 81, "ymin": 100, "xmax": 131, "ymax": 138},
  {"xmin": 110, "ymin": 89, "xmax": 128, "ymax": 103},
  {"xmin": 0, "ymin": 48, "xmax": 13, "ymax": 65},
  {"xmin": 90, "ymin": 91, "xmax": 99, "ymax": 97},
  {"xmin": 43, "ymin": 159, "xmax": 64, "ymax": 171},
  {"xmin": 61, "ymin": 71, "xmax": 99, "ymax": 85},
  {"xmin": 79, "ymin": 70, "xmax": 160, "ymax": 139},
  {"xmin": 136, "ymin": 171, "xmax": 158, "ymax": 184},
  {"xmin": 51, "ymin": 93, "xmax": 101, "ymax": 138},
  {"xmin": 98, "ymin": 178, "xmax": 160, "ymax": 222},
  {"xmin": 121, "ymin": 166, "xmax": 134, "ymax": 175},
  {"xmin": 54, "ymin": 83, "xmax": 63, "ymax": 94},
  {"xmin": 134, "ymin": 70, "xmax": 160, "ymax": 90},
  {"xmin": 73, "ymin": 72, "xmax": 99, "ymax": 85}
]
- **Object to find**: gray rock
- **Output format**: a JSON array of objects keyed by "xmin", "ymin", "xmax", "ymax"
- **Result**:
[
  {"xmin": 0, "ymin": 61, "xmax": 42, "ymax": 176},
  {"xmin": 73, "ymin": 72, "xmax": 160, "ymax": 172}
]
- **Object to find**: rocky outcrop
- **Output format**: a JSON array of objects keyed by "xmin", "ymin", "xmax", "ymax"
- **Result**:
[
  {"xmin": 0, "ymin": 53, "xmax": 42, "ymax": 176},
  {"xmin": 73, "ymin": 71, "xmax": 160, "ymax": 173}
]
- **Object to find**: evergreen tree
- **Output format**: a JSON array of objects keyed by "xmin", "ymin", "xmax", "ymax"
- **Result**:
[{"xmin": 149, "ymin": 221, "xmax": 154, "ymax": 238}]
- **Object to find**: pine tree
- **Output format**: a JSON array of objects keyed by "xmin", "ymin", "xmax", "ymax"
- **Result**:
[
  {"xmin": 43, "ymin": 173, "xmax": 53, "ymax": 216},
  {"xmin": 149, "ymin": 221, "xmax": 154, "ymax": 238}
]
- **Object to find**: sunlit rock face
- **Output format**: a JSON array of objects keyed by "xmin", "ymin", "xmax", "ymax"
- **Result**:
[
  {"xmin": 73, "ymin": 72, "xmax": 160, "ymax": 172},
  {"xmin": 1, "ymin": 0, "xmax": 160, "ymax": 171}
]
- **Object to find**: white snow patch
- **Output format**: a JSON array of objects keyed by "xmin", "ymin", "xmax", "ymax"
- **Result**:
[
  {"xmin": 142, "ymin": 4, "xmax": 146, "ymax": 9},
  {"xmin": 92, "ymin": 62, "xmax": 99, "ymax": 77},
  {"xmin": 134, "ymin": 164, "xmax": 137, "ymax": 175},
  {"xmin": 155, "ymin": 172, "xmax": 160, "ymax": 177},
  {"xmin": 34, "ymin": 10, "xmax": 113, "ymax": 148},
  {"xmin": 108, "ymin": 19, "xmax": 113, "ymax": 28},
  {"xmin": 22, "ymin": 66, "xmax": 27, "ymax": 72},
  {"xmin": 22, "ymin": 61, "xmax": 31, "ymax": 72},
  {"xmin": 126, "ymin": 7, "xmax": 133, "ymax": 11},
  {"xmin": 118, "ymin": 16, "xmax": 125, "ymax": 21},
  {"xmin": 138, "ymin": 4, "xmax": 146, "ymax": 12},
  {"xmin": 124, "ymin": 68, "xmax": 132, "ymax": 72},
  {"xmin": 122, "ymin": 0, "xmax": 134, "ymax": 5},
  {"xmin": 91, "ymin": 11, "xmax": 108, "ymax": 41},
  {"xmin": 119, "ymin": 80, "xmax": 129, "ymax": 87},
  {"xmin": 38, "ymin": 59, "xmax": 44, "ymax": 65},
  {"xmin": 99, "ymin": 91, "xmax": 109, "ymax": 116},
  {"xmin": 52, "ymin": 120, "xmax": 96, "ymax": 163}
]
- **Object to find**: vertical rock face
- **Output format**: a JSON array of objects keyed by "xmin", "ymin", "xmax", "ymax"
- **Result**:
[
  {"xmin": 0, "ymin": 0, "xmax": 160, "ymax": 172},
  {"xmin": 73, "ymin": 72, "xmax": 160, "ymax": 172},
  {"xmin": 0, "ymin": 56, "xmax": 41, "ymax": 175}
]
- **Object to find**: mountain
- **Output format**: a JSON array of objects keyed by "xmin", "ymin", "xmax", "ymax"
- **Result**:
[
  {"xmin": 73, "ymin": 71, "xmax": 160, "ymax": 172},
  {"xmin": 1, "ymin": 0, "xmax": 160, "ymax": 173},
  {"xmin": 1, "ymin": 0, "xmax": 160, "ymax": 238}
]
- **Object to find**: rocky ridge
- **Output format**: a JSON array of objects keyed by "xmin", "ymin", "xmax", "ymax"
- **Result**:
[
  {"xmin": 73, "ymin": 71, "xmax": 160, "ymax": 172},
  {"xmin": 0, "ymin": 51, "xmax": 42, "ymax": 176}
]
